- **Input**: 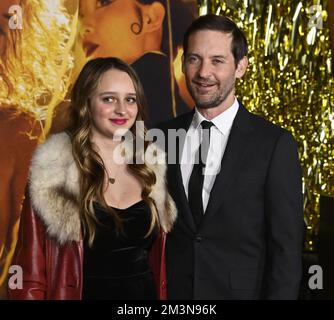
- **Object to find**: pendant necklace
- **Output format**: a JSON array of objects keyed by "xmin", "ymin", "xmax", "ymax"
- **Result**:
[
  {"xmin": 108, "ymin": 148, "xmax": 126, "ymax": 185},
  {"xmin": 108, "ymin": 167, "xmax": 119, "ymax": 185}
]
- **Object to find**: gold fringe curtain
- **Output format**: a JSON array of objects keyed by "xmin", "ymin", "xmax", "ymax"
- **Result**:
[{"xmin": 197, "ymin": 0, "xmax": 334, "ymax": 251}]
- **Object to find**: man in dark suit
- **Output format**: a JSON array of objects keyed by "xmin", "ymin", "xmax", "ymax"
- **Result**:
[{"xmin": 158, "ymin": 14, "xmax": 304, "ymax": 299}]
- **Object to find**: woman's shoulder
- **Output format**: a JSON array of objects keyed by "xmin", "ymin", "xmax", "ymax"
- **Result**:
[
  {"xmin": 36, "ymin": 131, "xmax": 71, "ymax": 151},
  {"xmin": 28, "ymin": 131, "xmax": 81, "ymax": 244},
  {"xmin": 29, "ymin": 131, "xmax": 77, "ymax": 198},
  {"xmin": 32, "ymin": 132, "xmax": 72, "ymax": 165}
]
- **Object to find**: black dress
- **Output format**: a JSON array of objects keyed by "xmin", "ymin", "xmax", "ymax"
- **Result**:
[{"xmin": 83, "ymin": 200, "xmax": 158, "ymax": 300}]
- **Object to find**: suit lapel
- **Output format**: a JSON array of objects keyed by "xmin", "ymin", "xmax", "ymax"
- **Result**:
[
  {"xmin": 168, "ymin": 110, "xmax": 196, "ymax": 233},
  {"xmin": 199, "ymin": 103, "xmax": 255, "ymax": 228}
]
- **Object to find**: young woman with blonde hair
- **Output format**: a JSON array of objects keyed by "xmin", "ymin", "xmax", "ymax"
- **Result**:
[{"xmin": 8, "ymin": 57, "xmax": 176, "ymax": 300}]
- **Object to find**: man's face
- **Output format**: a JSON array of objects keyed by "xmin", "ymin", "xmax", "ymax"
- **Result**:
[{"xmin": 183, "ymin": 30, "xmax": 246, "ymax": 110}]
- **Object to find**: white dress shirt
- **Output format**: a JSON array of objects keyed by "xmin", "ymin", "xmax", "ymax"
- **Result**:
[{"xmin": 181, "ymin": 97, "xmax": 239, "ymax": 212}]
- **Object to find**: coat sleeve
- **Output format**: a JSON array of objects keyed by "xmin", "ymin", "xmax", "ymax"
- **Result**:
[
  {"xmin": 8, "ymin": 190, "xmax": 47, "ymax": 300},
  {"xmin": 148, "ymin": 229, "xmax": 167, "ymax": 300},
  {"xmin": 264, "ymin": 131, "xmax": 304, "ymax": 299}
]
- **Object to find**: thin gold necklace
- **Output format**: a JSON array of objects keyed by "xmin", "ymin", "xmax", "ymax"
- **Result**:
[
  {"xmin": 107, "ymin": 166, "xmax": 121, "ymax": 185},
  {"xmin": 106, "ymin": 148, "xmax": 126, "ymax": 185}
]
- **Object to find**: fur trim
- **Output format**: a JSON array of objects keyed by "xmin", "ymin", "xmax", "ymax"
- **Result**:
[{"xmin": 29, "ymin": 132, "xmax": 177, "ymax": 244}]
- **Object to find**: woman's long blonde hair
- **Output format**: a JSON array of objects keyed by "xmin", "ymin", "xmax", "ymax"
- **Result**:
[{"xmin": 67, "ymin": 57, "xmax": 159, "ymax": 246}]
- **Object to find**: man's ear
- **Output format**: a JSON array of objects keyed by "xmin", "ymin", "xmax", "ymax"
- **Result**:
[
  {"xmin": 236, "ymin": 56, "xmax": 248, "ymax": 78},
  {"xmin": 142, "ymin": 1, "xmax": 165, "ymax": 33}
]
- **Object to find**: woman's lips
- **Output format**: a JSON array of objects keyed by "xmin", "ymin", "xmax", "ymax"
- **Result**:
[
  {"xmin": 111, "ymin": 119, "xmax": 127, "ymax": 125},
  {"xmin": 83, "ymin": 42, "xmax": 99, "ymax": 57}
]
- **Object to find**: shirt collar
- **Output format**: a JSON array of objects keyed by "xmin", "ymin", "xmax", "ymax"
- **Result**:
[{"xmin": 191, "ymin": 97, "xmax": 239, "ymax": 135}]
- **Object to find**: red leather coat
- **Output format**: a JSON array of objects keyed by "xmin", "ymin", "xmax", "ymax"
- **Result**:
[
  {"xmin": 7, "ymin": 133, "xmax": 176, "ymax": 300},
  {"xmin": 8, "ymin": 193, "xmax": 167, "ymax": 300}
]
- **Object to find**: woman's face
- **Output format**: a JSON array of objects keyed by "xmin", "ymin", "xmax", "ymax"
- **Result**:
[
  {"xmin": 80, "ymin": 0, "xmax": 147, "ymax": 64},
  {"xmin": 89, "ymin": 68, "xmax": 139, "ymax": 141}
]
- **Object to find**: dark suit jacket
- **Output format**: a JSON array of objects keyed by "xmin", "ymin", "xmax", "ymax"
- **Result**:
[{"xmin": 157, "ymin": 102, "xmax": 304, "ymax": 299}]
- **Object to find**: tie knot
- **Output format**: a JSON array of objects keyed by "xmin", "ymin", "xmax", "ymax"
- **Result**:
[{"xmin": 200, "ymin": 120, "xmax": 214, "ymax": 130}]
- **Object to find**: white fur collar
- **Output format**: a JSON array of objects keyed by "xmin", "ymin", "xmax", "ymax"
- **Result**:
[{"xmin": 29, "ymin": 132, "xmax": 177, "ymax": 244}]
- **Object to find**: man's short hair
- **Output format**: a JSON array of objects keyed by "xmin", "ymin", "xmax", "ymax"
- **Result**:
[{"xmin": 183, "ymin": 14, "xmax": 248, "ymax": 67}]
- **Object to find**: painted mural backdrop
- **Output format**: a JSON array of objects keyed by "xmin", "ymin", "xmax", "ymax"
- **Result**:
[{"xmin": 0, "ymin": 0, "xmax": 197, "ymax": 298}]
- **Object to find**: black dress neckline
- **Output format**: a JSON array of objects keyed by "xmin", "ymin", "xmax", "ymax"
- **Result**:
[
  {"xmin": 93, "ymin": 199, "xmax": 145, "ymax": 211},
  {"xmin": 109, "ymin": 199, "xmax": 145, "ymax": 210}
]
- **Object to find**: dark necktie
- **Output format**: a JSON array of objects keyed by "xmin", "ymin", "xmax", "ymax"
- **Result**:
[{"xmin": 188, "ymin": 120, "xmax": 214, "ymax": 227}]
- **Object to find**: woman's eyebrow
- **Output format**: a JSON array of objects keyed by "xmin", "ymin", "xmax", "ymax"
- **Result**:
[{"xmin": 98, "ymin": 91, "xmax": 136, "ymax": 96}]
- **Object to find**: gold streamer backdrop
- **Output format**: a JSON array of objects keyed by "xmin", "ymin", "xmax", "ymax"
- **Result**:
[{"xmin": 197, "ymin": 0, "xmax": 334, "ymax": 251}]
